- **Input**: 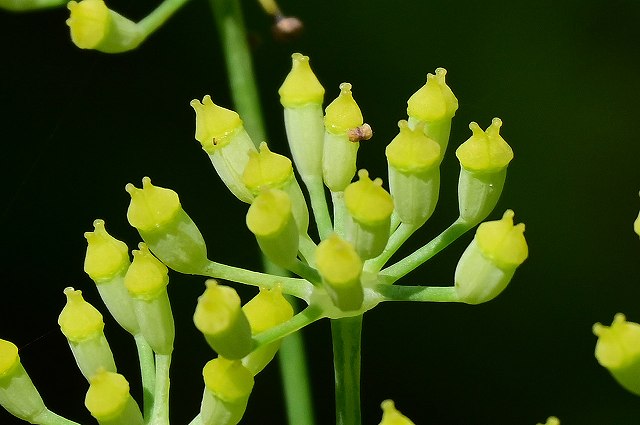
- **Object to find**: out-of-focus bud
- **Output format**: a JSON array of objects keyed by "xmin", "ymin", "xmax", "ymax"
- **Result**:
[
  {"xmin": 407, "ymin": 68, "xmax": 458, "ymax": 155},
  {"xmin": 126, "ymin": 177, "xmax": 208, "ymax": 274},
  {"xmin": 190, "ymin": 96, "xmax": 257, "ymax": 203},
  {"xmin": 454, "ymin": 210, "xmax": 527, "ymax": 304},
  {"xmin": 593, "ymin": 313, "xmax": 640, "ymax": 396},
  {"xmin": 58, "ymin": 288, "xmax": 117, "ymax": 380},
  {"xmin": 634, "ymin": 196, "xmax": 640, "ymax": 237},
  {"xmin": 194, "ymin": 281, "xmax": 253, "ymax": 360},
  {"xmin": 124, "ymin": 244, "xmax": 174, "ymax": 354},
  {"xmin": 0, "ymin": 339, "xmax": 46, "ymax": 423},
  {"xmin": 378, "ymin": 400, "xmax": 415, "ymax": 425},
  {"xmin": 66, "ymin": 0, "xmax": 143, "ymax": 53},
  {"xmin": 455, "ymin": 119, "xmax": 513, "ymax": 226},
  {"xmin": 200, "ymin": 358, "xmax": 254, "ymax": 425},
  {"xmin": 241, "ymin": 287, "xmax": 294, "ymax": 375},
  {"xmin": 85, "ymin": 370, "xmax": 143, "ymax": 425},
  {"xmin": 386, "ymin": 121, "xmax": 441, "ymax": 227},
  {"xmin": 246, "ymin": 189, "xmax": 299, "ymax": 269},
  {"xmin": 84, "ymin": 219, "xmax": 139, "ymax": 335},
  {"xmin": 243, "ymin": 142, "xmax": 309, "ymax": 233},
  {"xmin": 344, "ymin": 170, "xmax": 394, "ymax": 260},
  {"xmin": 0, "ymin": 0, "xmax": 65, "ymax": 11},
  {"xmin": 536, "ymin": 417, "xmax": 560, "ymax": 425},
  {"xmin": 323, "ymin": 83, "xmax": 364, "ymax": 192},
  {"xmin": 279, "ymin": 53, "xmax": 325, "ymax": 183},
  {"xmin": 315, "ymin": 234, "xmax": 363, "ymax": 311}
]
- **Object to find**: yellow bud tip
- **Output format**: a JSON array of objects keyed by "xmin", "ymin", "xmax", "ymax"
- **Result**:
[
  {"xmin": 66, "ymin": 0, "xmax": 110, "ymax": 49},
  {"xmin": 203, "ymin": 358, "xmax": 254, "ymax": 402},
  {"xmin": 316, "ymin": 234, "xmax": 362, "ymax": 286},
  {"xmin": 246, "ymin": 189, "xmax": 292, "ymax": 237},
  {"xmin": 537, "ymin": 417, "xmax": 560, "ymax": 425},
  {"xmin": 634, "ymin": 193, "xmax": 640, "ymax": 237},
  {"xmin": 345, "ymin": 170, "xmax": 394, "ymax": 226},
  {"xmin": 84, "ymin": 219, "xmax": 129, "ymax": 281},
  {"xmin": 475, "ymin": 210, "xmax": 528, "ymax": 268},
  {"xmin": 194, "ymin": 280, "xmax": 242, "ymax": 335},
  {"xmin": 407, "ymin": 68, "xmax": 458, "ymax": 122},
  {"xmin": 58, "ymin": 287, "xmax": 104, "ymax": 342},
  {"xmin": 324, "ymin": 82, "xmax": 364, "ymax": 134},
  {"xmin": 456, "ymin": 119, "xmax": 514, "ymax": 172},
  {"xmin": 124, "ymin": 243, "xmax": 169, "ymax": 299},
  {"xmin": 278, "ymin": 53, "xmax": 325, "ymax": 108},
  {"xmin": 126, "ymin": 177, "xmax": 181, "ymax": 232},
  {"xmin": 85, "ymin": 370, "xmax": 130, "ymax": 421},
  {"xmin": 379, "ymin": 399, "xmax": 415, "ymax": 425},
  {"xmin": 593, "ymin": 313, "xmax": 640, "ymax": 368},
  {"xmin": 386, "ymin": 120, "xmax": 440, "ymax": 173},
  {"xmin": 242, "ymin": 142, "xmax": 293, "ymax": 192},
  {"xmin": 190, "ymin": 95, "xmax": 243, "ymax": 152},
  {"xmin": 0, "ymin": 339, "xmax": 20, "ymax": 378},
  {"xmin": 243, "ymin": 286, "xmax": 294, "ymax": 333}
]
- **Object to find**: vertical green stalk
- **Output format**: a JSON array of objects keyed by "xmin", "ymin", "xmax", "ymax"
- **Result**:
[
  {"xmin": 207, "ymin": 2, "xmax": 315, "ymax": 425},
  {"xmin": 134, "ymin": 333, "xmax": 156, "ymax": 419},
  {"xmin": 331, "ymin": 315, "xmax": 362, "ymax": 425}
]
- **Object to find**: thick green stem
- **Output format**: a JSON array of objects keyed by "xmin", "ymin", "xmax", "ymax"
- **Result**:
[
  {"xmin": 149, "ymin": 353, "xmax": 172, "ymax": 425},
  {"xmin": 32, "ymin": 410, "xmax": 81, "ymax": 425},
  {"xmin": 374, "ymin": 284, "xmax": 459, "ymax": 302},
  {"xmin": 331, "ymin": 316, "xmax": 362, "ymax": 425},
  {"xmin": 134, "ymin": 334, "xmax": 156, "ymax": 419}
]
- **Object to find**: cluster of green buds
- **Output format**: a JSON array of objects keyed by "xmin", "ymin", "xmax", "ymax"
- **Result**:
[{"xmin": 1, "ymin": 52, "xmax": 529, "ymax": 425}]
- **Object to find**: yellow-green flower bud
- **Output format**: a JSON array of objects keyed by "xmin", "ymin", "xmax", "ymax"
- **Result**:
[
  {"xmin": 406, "ymin": 68, "xmax": 458, "ymax": 154},
  {"xmin": 190, "ymin": 96, "xmax": 257, "ymax": 203},
  {"xmin": 379, "ymin": 400, "xmax": 415, "ymax": 425},
  {"xmin": 536, "ymin": 417, "xmax": 560, "ymax": 425},
  {"xmin": 241, "ymin": 287, "xmax": 294, "ymax": 375},
  {"xmin": 85, "ymin": 370, "xmax": 143, "ymax": 425},
  {"xmin": 593, "ymin": 313, "xmax": 640, "ymax": 396},
  {"xmin": 323, "ymin": 83, "xmax": 364, "ymax": 191},
  {"xmin": 242, "ymin": 142, "xmax": 309, "ymax": 232},
  {"xmin": 344, "ymin": 170, "xmax": 394, "ymax": 260},
  {"xmin": 455, "ymin": 210, "xmax": 528, "ymax": 304},
  {"xmin": 634, "ymin": 197, "xmax": 640, "ymax": 237},
  {"xmin": 58, "ymin": 288, "xmax": 117, "ymax": 380},
  {"xmin": 315, "ymin": 234, "xmax": 364, "ymax": 311},
  {"xmin": 125, "ymin": 244, "xmax": 174, "ymax": 354},
  {"xmin": 0, "ymin": 339, "xmax": 46, "ymax": 423},
  {"xmin": 200, "ymin": 358, "xmax": 254, "ymax": 425},
  {"xmin": 194, "ymin": 281, "xmax": 253, "ymax": 360},
  {"xmin": 456, "ymin": 119, "xmax": 513, "ymax": 226},
  {"xmin": 126, "ymin": 177, "xmax": 209, "ymax": 274},
  {"xmin": 246, "ymin": 189, "xmax": 299, "ymax": 269},
  {"xmin": 66, "ymin": 0, "xmax": 143, "ymax": 53},
  {"xmin": 84, "ymin": 220, "xmax": 139, "ymax": 335},
  {"xmin": 386, "ymin": 121, "xmax": 441, "ymax": 226},
  {"xmin": 279, "ymin": 53, "xmax": 325, "ymax": 182},
  {"xmin": 0, "ymin": 0, "xmax": 65, "ymax": 11}
]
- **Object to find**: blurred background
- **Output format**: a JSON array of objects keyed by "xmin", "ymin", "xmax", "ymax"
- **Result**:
[{"xmin": 1, "ymin": 0, "xmax": 640, "ymax": 423}]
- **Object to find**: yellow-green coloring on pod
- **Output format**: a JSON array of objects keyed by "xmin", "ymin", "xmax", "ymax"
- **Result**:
[
  {"xmin": 593, "ymin": 313, "xmax": 640, "ymax": 396},
  {"xmin": 407, "ymin": 68, "xmax": 458, "ymax": 123},
  {"xmin": 124, "ymin": 243, "xmax": 169, "ymax": 300},
  {"xmin": 315, "ymin": 234, "xmax": 364, "ymax": 311},
  {"xmin": 126, "ymin": 177, "xmax": 180, "ymax": 233},
  {"xmin": 246, "ymin": 189, "xmax": 299, "ymax": 268},
  {"xmin": 536, "ymin": 417, "xmax": 560, "ymax": 425},
  {"xmin": 194, "ymin": 281, "xmax": 253, "ymax": 360},
  {"xmin": 344, "ymin": 170, "xmax": 394, "ymax": 259},
  {"xmin": 242, "ymin": 287, "xmax": 294, "ymax": 375},
  {"xmin": 324, "ymin": 83, "xmax": 363, "ymax": 135},
  {"xmin": 455, "ymin": 210, "xmax": 527, "ymax": 304},
  {"xmin": 191, "ymin": 95, "xmax": 243, "ymax": 152},
  {"xmin": 85, "ymin": 370, "xmax": 143, "ymax": 425},
  {"xmin": 378, "ymin": 400, "xmax": 415, "ymax": 425},
  {"xmin": 634, "ymin": 195, "xmax": 640, "ymax": 237},
  {"xmin": 200, "ymin": 358, "xmax": 254, "ymax": 425},
  {"xmin": 279, "ymin": 53, "xmax": 325, "ymax": 108},
  {"xmin": 84, "ymin": 219, "xmax": 129, "ymax": 282},
  {"xmin": 0, "ymin": 339, "xmax": 46, "ymax": 423},
  {"xmin": 66, "ymin": 0, "xmax": 143, "ymax": 53}
]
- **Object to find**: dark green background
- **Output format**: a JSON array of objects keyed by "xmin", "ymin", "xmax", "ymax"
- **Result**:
[{"xmin": 2, "ymin": 0, "xmax": 640, "ymax": 423}]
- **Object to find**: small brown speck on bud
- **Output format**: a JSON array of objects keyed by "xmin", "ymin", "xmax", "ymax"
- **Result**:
[
  {"xmin": 348, "ymin": 123, "xmax": 373, "ymax": 142},
  {"xmin": 273, "ymin": 15, "xmax": 304, "ymax": 41}
]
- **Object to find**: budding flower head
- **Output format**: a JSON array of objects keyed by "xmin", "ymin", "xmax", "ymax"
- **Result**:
[
  {"xmin": 316, "ymin": 234, "xmax": 364, "ymax": 311},
  {"xmin": 324, "ymin": 83, "xmax": 363, "ymax": 135},
  {"xmin": 66, "ymin": 0, "xmax": 143, "ymax": 53},
  {"xmin": 85, "ymin": 370, "xmax": 143, "ymax": 425},
  {"xmin": 386, "ymin": 121, "xmax": 441, "ymax": 173},
  {"xmin": 190, "ymin": 95, "xmax": 243, "ymax": 152},
  {"xmin": 634, "ymin": 194, "xmax": 640, "ymax": 237},
  {"xmin": 455, "ymin": 210, "xmax": 527, "ymax": 304},
  {"xmin": 279, "ymin": 53, "xmax": 325, "ymax": 108},
  {"xmin": 537, "ymin": 417, "xmax": 560, "ymax": 425},
  {"xmin": 456, "ymin": 119, "xmax": 513, "ymax": 172},
  {"xmin": 58, "ymin": 287, "xmax": 104, "ymax": 342},
  {"xmin": 593, "ymin": 313, "xmax": 640, "ymax": 396},
  {"xmin": 84, "ymin": 219, "xmax": 129, "ymax": 282},
  {"xmin": 242, "ymin": 142, "xmax": 293, "ymax": 193},
  {"xmin": 0, "ymin": 340, "xmax": 19, "ymax": 379},
  {"xmin": 203, "ymin": 358, "xmax": 254, "ymax": 403},
  {"xmin": 126, "ymin": 177, "xmax": 180, "ymax": 233},
  {"xmin": 345, "ymin": 170, "xmax": 394, "ymax": 227},
  {"xmin": 124, "ymin": 243, "xmax": 169, "ymax": 300},
  {"xmin": 379, "ymin": 400, "xmax": 415, "ymax": 425},
  {"xmin": 407, "ymin": 68, "xmax": 458, "ymax": 122}
]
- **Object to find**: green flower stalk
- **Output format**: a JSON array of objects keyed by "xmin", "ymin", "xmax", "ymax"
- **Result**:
[
  {"xmin": 58, "ymin": 287, "xmax": 117, "ymax": 380},
  {"xmin": 454, "ymin": 210, "xmax": 528, "ymax": 304},
  {"xmin": 85, "ymin": 370, "xmax": 144, "ymax": 425},
  {"xmin": 194, "ymin": 280, "xmax": 254, "ymax": 360},
  {"xmin": 456, "ymin": 118, "xmax": 513, "ymax": 226},
  {"xmin": 593, "ymin": 313, "xmax": 640, "ymax": 396},
  {"xmin": 124, "ymin": 243, "xmax": 175, "ymax": 355},
  {"xmin": 126, "ymin": 177, "xmax": 209, "ymax": 275},
  {"xmin": 0, "ymin": 339, "xmax": 46, "ymax": 423},
  {"xmin": 378, "ymin": 400, "xmax": 415, "ymax": 425},
  {"xmin": 84, "ymin": 219, "xmax": 139, "ymax": 335},
  {"xmin": 200, "ymin": 358, "xmax": 254, "ymax": 425},
  {"xmin": 0, "ymin": 0, "xmax": 65, "ymax": 11}
]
